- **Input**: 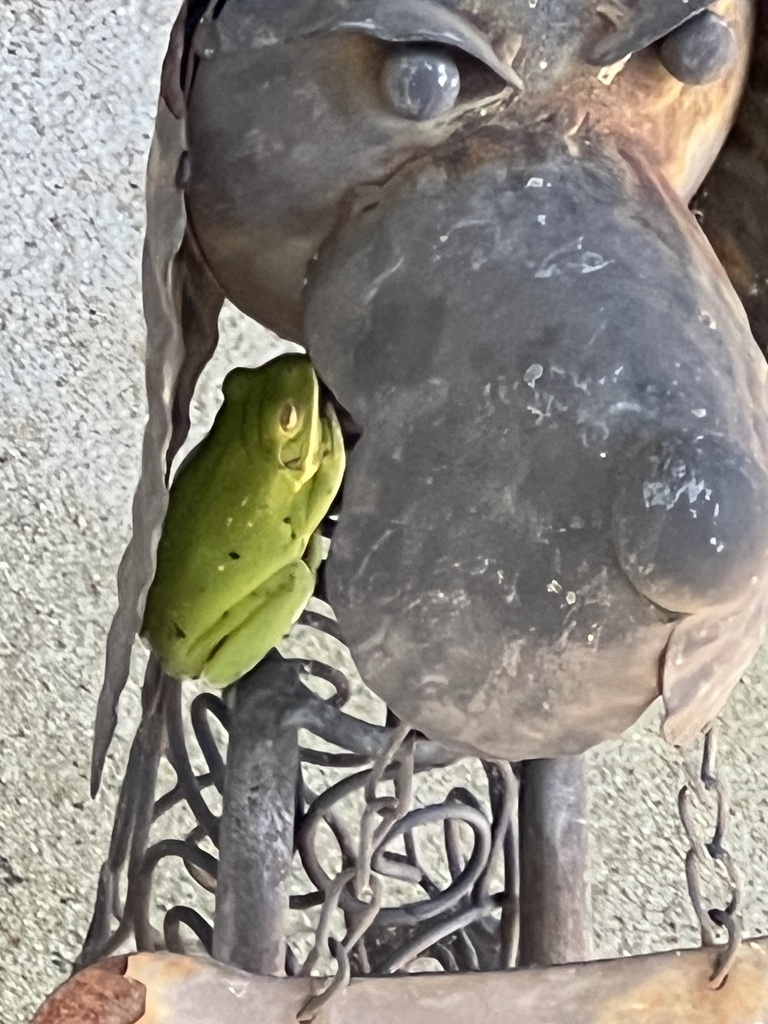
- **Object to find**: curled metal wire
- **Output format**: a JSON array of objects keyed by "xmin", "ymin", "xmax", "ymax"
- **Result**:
[{"xmin": 77, "ymin": 607, "xmax": 519, "ymax": 984}]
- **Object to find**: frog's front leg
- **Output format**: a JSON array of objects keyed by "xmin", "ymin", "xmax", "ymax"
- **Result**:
[{"xmin": 193, "ymin": 560, "xmax": 317, "ymax": 688}]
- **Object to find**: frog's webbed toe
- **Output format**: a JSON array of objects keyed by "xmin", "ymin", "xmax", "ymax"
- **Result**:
[{"xmin": 612, "ymin": 432, "xmax": 768, "ymax": 615}]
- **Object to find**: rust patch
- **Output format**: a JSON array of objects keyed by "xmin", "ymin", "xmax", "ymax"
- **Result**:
[{"xmin": 31, "ymin": 956, "xmax": 146, "ymax": 1024}]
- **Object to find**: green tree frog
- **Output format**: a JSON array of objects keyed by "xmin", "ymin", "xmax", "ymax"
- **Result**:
[{"xmin": 141, "ymin": 353, "xmax": 346, "ymax": 687}]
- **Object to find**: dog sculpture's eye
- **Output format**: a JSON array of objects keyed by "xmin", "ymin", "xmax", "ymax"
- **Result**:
[
  {"xmin": 381, "ymin": 47, "xmax": 461, "ymax": 120},
  {"xmin": 658, "ymin": 11, "xmax": 737, "ymax": 85}
]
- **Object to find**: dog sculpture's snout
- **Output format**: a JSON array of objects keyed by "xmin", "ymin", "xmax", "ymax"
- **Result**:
[
  {"xmin": 300, "ymin": 128, "xmax": 768, "ymax": 759},
  {"xmin": 614, "ymin": 433, "xmax": 768, "ymax": 614}
]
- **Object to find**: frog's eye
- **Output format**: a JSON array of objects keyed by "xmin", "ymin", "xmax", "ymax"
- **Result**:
[
  {"xmin": 280, "ymin": 401, "xmax": 300, "ymax": 434},
  {"xmin": 381, "ymin": 47, "xmax": 461, "ymax": 121},
  {"xmin": 658, "ymin": 10, "xmax": 736, "ymax": 85}
]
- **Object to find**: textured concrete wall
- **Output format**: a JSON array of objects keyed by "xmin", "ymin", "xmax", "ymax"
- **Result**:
[{"xmin": 3, "ymin": 2, "xmax": 768, "ymax": 1022}]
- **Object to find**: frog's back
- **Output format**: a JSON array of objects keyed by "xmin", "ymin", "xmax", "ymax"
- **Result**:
[{"xmin": 142, "ymin": 361, "xmax": 319, "ymax": 657}]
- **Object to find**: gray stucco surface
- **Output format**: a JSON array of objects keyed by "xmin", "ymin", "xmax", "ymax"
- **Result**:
[{"xmin": 2, "ymin": 2, "xmax": 768, "ymax": 1021}]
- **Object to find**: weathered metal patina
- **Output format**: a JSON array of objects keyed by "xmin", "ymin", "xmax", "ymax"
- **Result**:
[
  {"xmin": 91, "ymin": 0, "xmax": 768, "ymax": 784},
  {"xmin": 32, "ymin": 941, "xmax": 768, "ymax": 1024},
  {"xmin": 29, "ymin": 4, "xmax": 768, "ymax": 1021}
]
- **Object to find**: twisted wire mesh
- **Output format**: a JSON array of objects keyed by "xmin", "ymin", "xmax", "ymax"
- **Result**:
[{"xmin": 77, "ymin": 603, "xmax": 520, "ymax": 979}]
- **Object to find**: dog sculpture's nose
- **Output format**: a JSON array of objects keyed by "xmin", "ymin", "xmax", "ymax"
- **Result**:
[{"xmin": 613, "ymin": 433, "xmax": 768, "ymax": 614}]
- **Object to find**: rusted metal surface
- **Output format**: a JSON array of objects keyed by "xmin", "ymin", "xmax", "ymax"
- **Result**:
[
  {"xmin": 518, "ymin": 757, "xmax": 591, "ymax": 967},
  {"xmin": 306, "ymin": 121, "xmax": 768, "ymax": 762},
  {"xmin": 68, "ymin": 1, "xmax": 768, "ymax": 1014},
  {"xmin": 212, "ymin": 654, "xmax": 299, "ymax": 975},
  {"xmin": 89, "ymin": 0, "xmax": 768, "ymax": 793},
  {"xmin": 35, "ymin": 942, "xmax": 768, "ymax": 1024},
  {"xmin": 31, "ymin": 957, "xmax": 145, "ymax": 1024}
]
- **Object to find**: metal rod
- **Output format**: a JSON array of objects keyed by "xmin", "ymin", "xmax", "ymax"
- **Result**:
[
  {"xmin": 212, "ymin": 653, "xmax": 300, "ymax": 975},
  {"xmin": 517, "ymin": 756, "xmax": 592, "ymax": 967},
  {"xmin": 288, "ymin": 682, "xmax": 460, "ymax": 769}
]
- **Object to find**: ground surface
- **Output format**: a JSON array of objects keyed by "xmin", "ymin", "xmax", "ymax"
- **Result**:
[{"xmin": 3, "ymin": 2, "xmax": 768, "ymax": 1021}]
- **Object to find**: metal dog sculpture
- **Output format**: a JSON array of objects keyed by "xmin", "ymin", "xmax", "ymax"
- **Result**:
[{"xmin": 92, "ymin": 0, "xmax": 768, "ymax": 784}]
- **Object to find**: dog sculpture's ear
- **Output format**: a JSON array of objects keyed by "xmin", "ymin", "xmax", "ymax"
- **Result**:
[{"xmin": 91, "ymin": 1, "xmax": 224, "ymax": 796}]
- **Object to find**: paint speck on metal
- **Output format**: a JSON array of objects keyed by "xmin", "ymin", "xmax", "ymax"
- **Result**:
[
  {"xmin": 597, "ymin": 55, "xmax": 631, "ymax": 85},
  {"xmin": 700, "ymin": 310, "xmax": 717, "ymax": 329}
]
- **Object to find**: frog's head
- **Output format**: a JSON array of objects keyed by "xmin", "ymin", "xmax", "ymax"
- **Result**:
[{"xmin": 223, "ymin": 355, "xmax": 322, "ymax": 482}]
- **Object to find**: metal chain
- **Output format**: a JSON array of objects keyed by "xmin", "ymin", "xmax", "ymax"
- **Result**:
[
  {"xmin": 677, "ymin": 722, "xmax": 743, "ymax": 989},
  {"xmin": 296, "ymin": 723, "xmax": 413, "ymax": 1023}
]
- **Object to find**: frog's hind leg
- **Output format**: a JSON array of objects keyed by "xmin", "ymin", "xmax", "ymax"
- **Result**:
[{"xmin": 198, "ymin": 561, "xmax": 316, "ymax": 688}]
